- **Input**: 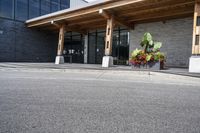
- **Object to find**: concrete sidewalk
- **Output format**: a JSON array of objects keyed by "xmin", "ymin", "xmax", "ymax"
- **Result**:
[{"xmin": 0, "ymin": 62, "xmax": 199, "ymax": 78}]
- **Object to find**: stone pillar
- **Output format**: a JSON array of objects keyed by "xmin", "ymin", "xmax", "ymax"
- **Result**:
[
  {"xmin": 102, "ymin": 17, "xmax": 114, "ymax": 67},
  {"xmin": 84, "ymin": 34, "xmax": 88, "ymax": 64},
  {"xmin": 55, "ymin": 25, "xmax": 65, "ymax": 64},
  {"xmin": 189, "ymin": 1, "xmax": 200, "ymax": 73}
]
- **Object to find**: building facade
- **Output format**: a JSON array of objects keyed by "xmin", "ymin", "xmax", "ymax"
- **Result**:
[
  {"xmin": 130, "ymin": 18, "xmax": 193, "ymax": 67},
  {"xmin": 0, "ymin": 0, "xmax": 198, "ymax": 70},
  {"xmin": 0, "ymin": 0, "xmax": 86, "ymax": 62}
]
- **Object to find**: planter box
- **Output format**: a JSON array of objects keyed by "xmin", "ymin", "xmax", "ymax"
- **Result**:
[
  {"xmin": 131, "ymin": 64, "xmax": 147, "ymax": 69},
  {"xmin": 147, "ymin": 62, "xmax": 160, "ymax": 70},
  {"xmin": 131, "ymin": 61, "xmax": 164, "ymax": 70},
  {"xmin": 148, "ymin": 61, "xmax": 164, "ymax": 70}
]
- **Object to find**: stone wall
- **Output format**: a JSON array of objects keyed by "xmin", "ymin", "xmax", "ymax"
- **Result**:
[
  {"xmin": 129, "ymin": 17, "xmax": 193, "ymax": 67},
  {"xmin": 0, "ymin": 18, "xmax": 58, "ymax": 62}
]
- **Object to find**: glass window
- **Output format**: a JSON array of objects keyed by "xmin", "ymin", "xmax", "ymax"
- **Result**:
[
  {"xmin": 112, "ymin": 29, "xmax": 129, "ymax": 65},
  {"xmin": 119, "ymin": 30, "xmax": 129, "ymax": 61},
  {"xmin": 41, "ymin": 0, "xmax": 51, "ymax": 15},
  {"xmin": 197, "ymin": 16, "xmax": 200, "ymax": 26},
  {"xmin": 61, "ymin": 0, "xmax": 70, "ymax": 10},
  {"xmin": 72, "ymin": 32, "xmax": 80, "ymax": 36},
  {"xmin": 72, "ymin": 35, "xmax": 81, "ymax": 41},
  {"xmin": 88, "ymin": 32, "xmax": 96, "ymax": 64},
  {"xmin": 195, "ymin": 35, "xmax": 199, "ymax": 45},
  {"xmin": 15, "ymin": 0, "xmax": 28, "ymax": 21},
  {"xmin": 96, "ymin": 32, "xmax": 105, "ymax": 64},
  {"xmin": 51, "ymin": 0, "xmax": 60, "ymax": 12},
  {"xmin": 112, "ymin": 31, "xmax": 119, "ymax": 58},
  {"xmin": 0, "ymin": 0, "xmax": 14, "ymax": 19},
  {"xmin": 29, "ymin": 0, "xmax": 40, "ymax": 19}
]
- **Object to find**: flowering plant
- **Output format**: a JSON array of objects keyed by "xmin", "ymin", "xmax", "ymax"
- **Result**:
[
  {"xmin": 130, "ymin": 32, "xmax": 165, "ymax": 68},
  {"xmin": 130, "ymin": 49, "xmax": 147, "ymax": 66}
]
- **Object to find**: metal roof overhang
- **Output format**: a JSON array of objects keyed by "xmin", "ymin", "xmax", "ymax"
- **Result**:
[{"xmin": 25, "ymin": 0, "xmax": 195, "ymax": 33}]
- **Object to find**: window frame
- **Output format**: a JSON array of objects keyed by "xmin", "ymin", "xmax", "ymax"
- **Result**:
[
  {"xmin": 15, "ymin": 0, "xmax": 28, "ymax": 21},
  {"xmin": 0, "ymin": 0, "xmax": 15, "ymax": 19}
]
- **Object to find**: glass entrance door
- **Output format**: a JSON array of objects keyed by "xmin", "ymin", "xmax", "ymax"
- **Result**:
[
  {"xmin": 88, "ymin": 29, "xmax": 129, "ymax": 65},
  {"xmin": 64, "ymin": 33, "xmax": 84, "ymax": 63},
  {"xmin": 112, "ymin": 29, "xmax": 129, "ymax": 65}
]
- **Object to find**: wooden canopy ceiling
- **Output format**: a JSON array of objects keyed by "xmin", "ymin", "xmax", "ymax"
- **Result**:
[{"xmin": 26, "ymin": 0, "xmax": 195, "ymax": 33}]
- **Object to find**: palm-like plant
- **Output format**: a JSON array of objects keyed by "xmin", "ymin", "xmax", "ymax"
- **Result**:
[
  {"xmin": 140, "ymin": 32, "xmax": 162, "ymax": 53},
  {"xmin": 130, "ymin": 32, "xmax": 165, "ymax": 68}
]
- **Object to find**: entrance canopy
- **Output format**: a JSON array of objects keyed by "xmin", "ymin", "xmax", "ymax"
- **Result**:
[{"xmin": 26, "ymin": 0, "xmax": 195, "ymax": 33}]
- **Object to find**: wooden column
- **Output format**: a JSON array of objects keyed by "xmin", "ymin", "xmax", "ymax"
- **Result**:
[
  {"xmin": 57, "ymin": 24, "xmax": 65, "ymax": 56},
  {"xmin": 105, "ymin": 17, "xmax": 114, "ymax": 56},
  {"xmin": 192, "ymin": 1, "xmax": 200, "ymax": 55}
]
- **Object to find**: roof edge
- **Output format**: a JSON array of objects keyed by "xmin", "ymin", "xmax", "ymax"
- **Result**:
[{"xmin": 26, "ymin": 0, "xmax": 110, "ymax": 23}]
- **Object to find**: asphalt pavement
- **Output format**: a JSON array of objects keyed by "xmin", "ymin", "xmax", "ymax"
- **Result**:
[{"xmin": 0, "ymin": 68, "xmax": 200, "ymax": 133}]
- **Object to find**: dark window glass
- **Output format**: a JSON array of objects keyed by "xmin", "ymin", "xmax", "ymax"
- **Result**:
[
  {"xmin": 15, "ymin": 0, "xmax": 28, "ymax": 21},
  {"xmin": 61, "ymin": 0, "xmax": 70, "ymax": 10},
  {"xmin": 195, "ymin": 35, "xmax": 199, "ymax": 45},
  {"xmin": 51, "ymin": 0, "xmax": 60, "ymax": 12},
  {"xmin": 96, "ymin": 32, "xmax": 105, "ymax": 64},
  {"xmin": 29, "ymin": 0, "xmax": 40, "ymax": 19},
  {"xmin": 197, "ymin": 16, "xmax": 200, "ymax": 26},
  {"xmin": 41, "ymin": 0, "xmax": 51, "ymax": 15},
  {"xmin": 0, "ymin": 0, "xmax": 14, "ymax": 19},
  {"xmin": 88, "ymin": 32, "xmax": 96, "ymax": 64}
]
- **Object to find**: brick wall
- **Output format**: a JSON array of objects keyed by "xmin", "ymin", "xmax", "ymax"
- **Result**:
[
  {"xmin": 129, "ymin": 17, "xmax": 193, "ymax": 67},
  {"xmin": 0, "ymin": 18, "xmax": 58, "ymax": 62}
]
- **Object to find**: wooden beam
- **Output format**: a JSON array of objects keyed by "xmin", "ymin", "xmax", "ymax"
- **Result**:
[
  {"xmin": 105, "ymin": 17, "xmax": 114, "ymax": 56},
  {"xmin": 133, "ymin": 13, "xmax": 193, "ymax": 24},
  {"xmin": 78, "ymin": 20, "xmax": 106, "ymax": 28},
  {"xmin": 114, "ymin": 16, "xmax": 134, "ymax": 30},
  {"xmin": 192, "ymin": 0, "xmax": 200, "ymax": 54},
  {"xmin": 57, "ymin": 24, "xmax": 65, "ymax": 56},
  {"xmin": 99, "ymin": 9, "xmax": 134, "ymax": 30},
  {"xmin": 99, "ymin": 9, "xmax": 110, "ymax": 19},
  {"xmin": 79, "ymin": 24, "xmax": 107, "ymax": 31},
  {"xmin": 26, "ymin": 0, "xmax": 145, "ymax": 27},
  {"xmin": 67, "ymin": 26, "xmax": 88, "ymax": 35},
  {"xmin": 128, "ymin": 6, "xmax": 194, "ymax": 23},
  {"xmin": 68, "ymin": 18, "xmax": 104, "ymax": 26},
  {"xmin": 119, "ymin": 4, "xmax": 194, "ymax": 22},
  {"xmin": 26, "ymin": 0, "xmax": 195, "ymax": 33},
  {"xmin": 117, "ymin": 0, "xmax": 194, "ymax": 17},
  {"xmin": 51, "ymin": 21, "xmax": 61, "ymax": 28}
]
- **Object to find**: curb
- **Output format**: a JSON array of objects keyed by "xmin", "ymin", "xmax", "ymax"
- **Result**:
[{"xmin": 0, "ymin": 64, "xmax": 200, "ymax": 78}]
